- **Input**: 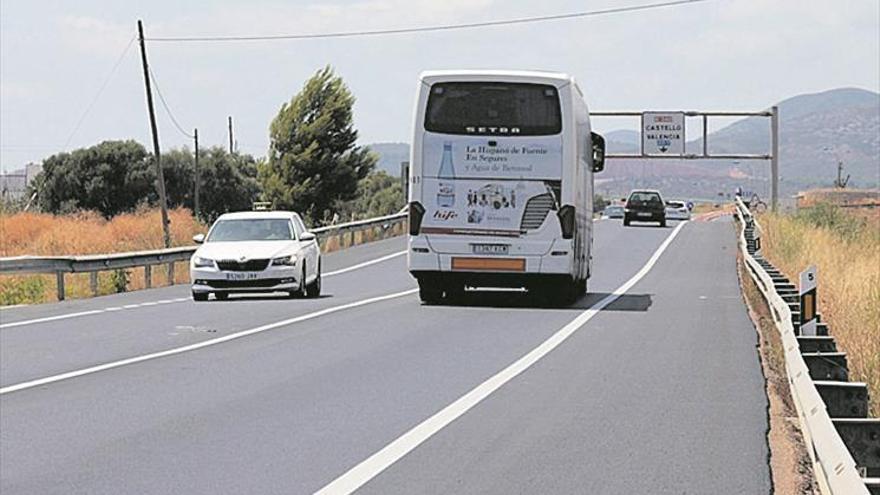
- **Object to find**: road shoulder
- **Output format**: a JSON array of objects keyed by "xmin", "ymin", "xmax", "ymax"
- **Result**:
[{"xmin": 737, "ymin": 247, "xmax": 817, "ymax": 494}]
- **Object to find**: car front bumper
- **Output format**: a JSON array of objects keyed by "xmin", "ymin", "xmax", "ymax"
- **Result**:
[{"xmin": 190, "ymin": 265, "xmax": 301, "ymax": 293}]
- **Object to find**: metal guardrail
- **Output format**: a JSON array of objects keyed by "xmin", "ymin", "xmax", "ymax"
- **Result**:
[
  {"xmin": 0, "ymin": 211, "xmax": 408, "ymax": 301},
  {"xmin": 734, "ymin": 197, "xmax": 875, "ymax": 495}
]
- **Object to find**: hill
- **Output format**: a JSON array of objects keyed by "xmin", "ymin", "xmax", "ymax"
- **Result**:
[{"xmin": 601, "ymin": 87, "xmax": 880, "ymax": 199}]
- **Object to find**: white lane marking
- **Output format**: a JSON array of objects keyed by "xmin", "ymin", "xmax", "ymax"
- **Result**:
[
  {"xmin": 0, "ymin": 288, "xmax": 418, "ymax": 395},
  {"xmin": 324, "ymin": 250, "xmax": 406, "ymax": 277},
  {"xmin": 316, "ymin": 221, "xmax": 688, "ymax": 495},
  {"xmin": 0, "ymin": 250, "xmax": 407, "ymax": 330},
  {"xmin": 0, "ymin": 310, "xmax": 105, "ymax": 329}
]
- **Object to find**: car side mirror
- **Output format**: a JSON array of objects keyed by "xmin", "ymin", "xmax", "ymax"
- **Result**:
[
  {"xmin": 300, "ymin": 232, "xmax": 316, "ymax": 242},
  {"xmin": 193, "ymin": 233, "xmax": 205, "ymax": 244},
  {"xmin": 591, "ymin": 132, "xmax": 605, "ymax": 173}
]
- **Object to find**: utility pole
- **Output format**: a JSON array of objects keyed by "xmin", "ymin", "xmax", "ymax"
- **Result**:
[
  {"xmin": 228, "ymin": 116, "xmax": 234, "ymax": 154},
  {"xmin": 194, "ymin": 128, "xmax": 200, "ymax": 219},
  {"xmin": 137, "ymin": 20, "xmax": 171, "ymax": 248},
  {"xmin": 770, "ymin": 105, "xmax": 779, "ymax": 212}
]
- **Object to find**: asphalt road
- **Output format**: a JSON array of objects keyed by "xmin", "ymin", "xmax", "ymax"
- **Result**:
[{"xmin": 0, "ymin": 216, "xmax": 770, "ymax": 494}]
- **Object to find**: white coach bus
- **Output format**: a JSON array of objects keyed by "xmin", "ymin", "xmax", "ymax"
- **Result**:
[{"xmin": 407, "ymin": 70, "xmax": 605, "ymax": 304}]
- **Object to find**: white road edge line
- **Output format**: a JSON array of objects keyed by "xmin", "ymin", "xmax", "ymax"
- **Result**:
[
  {"xmin": 0, "ymin": 309, "xmax": 105, "ymax": 329},
  {"xmin": 0, "ymin": 288, "xmax": 418, "ymax": 395},
  {"xmin": 315, "ymin": 221, "xmax": 688, "ymax": 495},
  {"xmin": 0, "ymin": 249, "xmax": 408, "ymax": 330}
]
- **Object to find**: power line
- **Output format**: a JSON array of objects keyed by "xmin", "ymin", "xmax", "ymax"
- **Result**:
[
  {"xmin": 146, "ymin": 0, "xmax": 711, "ymax": 42},
  {"xmin": 64, "ymin": 36, "xmax": 136, "ymax": 147},
  {"xmin": 148, "ymin": 66, "xmax": 194, "ymax": 139}
]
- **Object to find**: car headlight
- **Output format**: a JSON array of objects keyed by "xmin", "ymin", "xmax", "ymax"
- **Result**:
[
  {"xmin": 271, "ymin": 255, "xmax": 297, "ymax": 266},
  {"xmin": 193, "ymin": 256, "xmax": 214, "ymax": 268}
]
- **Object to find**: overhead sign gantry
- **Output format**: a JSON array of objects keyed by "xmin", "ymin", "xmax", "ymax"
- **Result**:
[{"xmin": 591, "ymin": 107, "xmax": 780, "ymax": 211}]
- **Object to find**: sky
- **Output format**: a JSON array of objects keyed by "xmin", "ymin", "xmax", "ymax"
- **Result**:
[{"xmin": 1, "ymin": 0, "xmax": 879, "ymax": 171}]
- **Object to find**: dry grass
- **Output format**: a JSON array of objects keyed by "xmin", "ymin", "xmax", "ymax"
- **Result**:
[
  {"xmin": 0, "ymin": 208, "xmax": 204, "ymax": 304},
  {"xmin": 1, "ymin": 208, "xmax": 202, "ymax": 256},
  {"xmin": 797, "ymin": 188, "xmax": 880, "ymax": 208},
  {"xmin": 759, "ymin": 207, "xmax": 880, "ymax": 418}
]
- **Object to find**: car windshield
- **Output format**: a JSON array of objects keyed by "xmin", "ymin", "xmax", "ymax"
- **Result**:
[
  {"xmin": 667, "ymin": 201, "xmax": 685, "ymax": 208},
  {"xmin": 207, "ymin": 219, "xmax": 293, "ymax": 242},
  {"xmin": 628, "ymin": 192, "xmax": 663, "ymax": 206}
]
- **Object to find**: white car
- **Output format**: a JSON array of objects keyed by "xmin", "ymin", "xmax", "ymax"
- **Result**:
[
  {"xmin": 602, "ymin": 205, "xmax": 625, "ymax": 219},
  {"xmin": 665, "ymin": 200, "xmax": 691, "ymax": 221},
  {"xmin": 189, "ymin": 211, "xmax": 321, "ymax": 301}
]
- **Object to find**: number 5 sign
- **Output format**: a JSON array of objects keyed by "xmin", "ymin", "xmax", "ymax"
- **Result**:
[{"xmin": 799, "ymin": 265, "xmax": 818, "ymax": 336}]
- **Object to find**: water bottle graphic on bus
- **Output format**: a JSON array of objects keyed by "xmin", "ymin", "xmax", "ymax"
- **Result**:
[{"xmin": 436, "ymin": 141, "xmax": 456, "ymax": 207}]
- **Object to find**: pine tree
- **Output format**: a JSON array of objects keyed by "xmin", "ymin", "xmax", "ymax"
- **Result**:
[{"xmin": 260, "ymin": 66, "xmax": 375, "ymax": 223}]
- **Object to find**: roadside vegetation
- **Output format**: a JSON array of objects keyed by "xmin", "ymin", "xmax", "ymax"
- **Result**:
[
  {"xmin": 759, "ymin": 203, "xmax": 879, "ymax": 417},
  {"xmin": 0, "ymin": 208, "xmax": 201, "ymax": 305}
]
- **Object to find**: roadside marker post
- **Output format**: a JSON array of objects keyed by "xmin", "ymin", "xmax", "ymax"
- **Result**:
[{"xmin": 799, "ymin": 265, "xmax": 818, "ymax": 336}]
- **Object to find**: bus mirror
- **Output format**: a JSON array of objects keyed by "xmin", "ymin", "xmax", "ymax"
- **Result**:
[{"xmin": 591, "ymin": 132, "xmax": 605, "ymax": 172}]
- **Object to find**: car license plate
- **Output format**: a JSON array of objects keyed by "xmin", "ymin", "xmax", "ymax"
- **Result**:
[
  {"xmin": 225, "ymin": 272, "xmax": 260, "ymax": 281},
  {"xmin": 637, "ymin": 212, "xmax": 652, "ymax": 217},
  {"xmin": 471, "ymin": 244, "xmax": 509, "ymax": 255}
]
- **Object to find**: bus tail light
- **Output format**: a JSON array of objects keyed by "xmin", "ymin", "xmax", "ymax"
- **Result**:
[
  {"xmin": 409, "ymin": 202, "xmax": 425, "ymax": 235},
  {"xmin": 557, "ymin": 205, "xmax": 575, "ymax": 239}
]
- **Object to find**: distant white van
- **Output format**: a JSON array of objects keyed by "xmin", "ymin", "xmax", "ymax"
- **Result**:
[{"xmin": 407, "ymin": 70, "xmax": 605, "ymax": 304}]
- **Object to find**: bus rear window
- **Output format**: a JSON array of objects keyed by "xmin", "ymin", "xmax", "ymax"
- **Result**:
[{"xmin": 425, "ymin": 82, "xmax": 561, "ymax": 136}]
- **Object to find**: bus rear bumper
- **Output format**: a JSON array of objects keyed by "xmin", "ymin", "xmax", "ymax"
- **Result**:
[
  {"xmin": 408, "ymin": 250, "xmax": 574, "ymax": 284},
  {"xmin": 410, "ymin": 270, "xmax": 574, "ymax": 289}
]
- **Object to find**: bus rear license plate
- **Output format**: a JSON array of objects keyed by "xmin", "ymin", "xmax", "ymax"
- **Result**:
[
  {"xmin": 471, "ymin": 244, "xmax": 509, "ymax": 255},
  {"xmin": 452, "ymin": 257, "xmax": 525, "ymax": 272},
  {"xmin": 225, "ymin": 272, "xmax": 260, "ymax": 281}
]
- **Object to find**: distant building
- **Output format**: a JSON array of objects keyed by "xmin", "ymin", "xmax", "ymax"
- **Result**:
[{"xmin": 0, "ymin": 163, "xmax": 42, "ymax": 201}]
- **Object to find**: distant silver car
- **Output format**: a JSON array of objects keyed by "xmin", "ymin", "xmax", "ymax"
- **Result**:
[
  {"xmin": 665, "ymin": 200, "xmax": 691, "ymax": 221},
  {"xmin": 602, "ymin": 205, "xmax": 625, "ymax": 219}
]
